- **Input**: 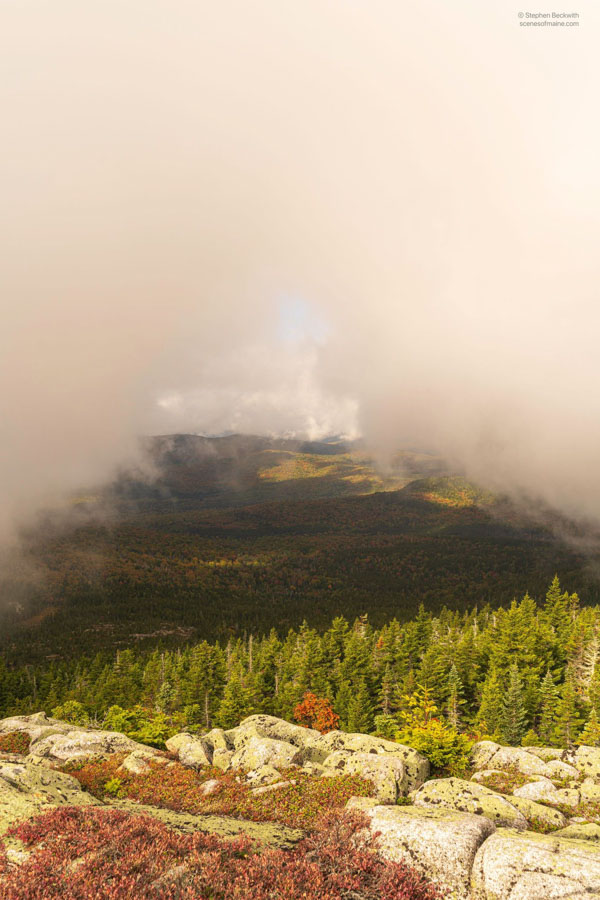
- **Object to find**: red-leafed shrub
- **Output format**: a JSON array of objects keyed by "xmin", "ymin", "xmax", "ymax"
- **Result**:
[
  {"xmin": 294, "ymin": 692, "xmax": 340, "ymax": 734},
  {"xmin": 0, "ymin": 732, "xmax": 31, "ymax": 755},
  {"xmin": 0, "ymin": 806, "xmax": 445, "ymax": 899},
  {"xmin": 64, "ymin": 755, "xmax": 373, "ymax": 829}
]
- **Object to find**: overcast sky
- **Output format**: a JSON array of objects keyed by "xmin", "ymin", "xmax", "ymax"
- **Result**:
[{"xmin": 1, "ymin": 0, "xmax": 599, "ymax": 535}]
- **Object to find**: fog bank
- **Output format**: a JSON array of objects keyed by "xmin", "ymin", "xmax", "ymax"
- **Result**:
[{"xmin": 1, "ymin": 0, "xmax": 599, "ymax": 536}]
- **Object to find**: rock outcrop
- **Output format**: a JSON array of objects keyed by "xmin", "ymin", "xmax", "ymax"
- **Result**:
[
  {"xmin": 0, "ymin": 759, "xmax": 97, "ymax": 835},
  {"xmin": 413, "ymin": 777, "xmax": 528, "ymax": 829},
  {"xmin": 0, "ymin": 712, "xmax": 162, "ymax": 765},
  {"xmin": 349, "ymin": 798, "xmax": 495, "ymax": 900},
  {"xmin": 471, "ymin": 829, "xmax": 600, "ymax": 899},
  {"xmin": 3, "ymin": 713, "xmax": 600, "ymax": 898},
  {"xmin": 164, "ymin": 714, "xmax": 429, "ymax": 800}
]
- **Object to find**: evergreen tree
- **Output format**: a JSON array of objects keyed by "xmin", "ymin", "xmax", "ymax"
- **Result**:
[
  {"xmin": 580, "ymin": 708, "xmax": 600, "ymax": 747},
  {"xmin": 446, "ymin": 664, "xmax": 464, "ymax": 730},
  {"xmin": 538, "ymin": 670, "xmax": 559, "ymax": 744},
  {"xmin": 346, "ymin": 679, "xmax": 374, "ymax": 733},
  {"xmin": 476, "ymin": 668, "xmax": 503, "ymax": 736},
  {"xmin": 500, "ymin": 664, "xmax": 528, "ymax": 745},
  {"xmin": 215, "ymin": 676, "xmax": 255, "ymax": 729},
  {"xmin": 554, "ymin": 673, "xmax": 580, "ymax": 747}
]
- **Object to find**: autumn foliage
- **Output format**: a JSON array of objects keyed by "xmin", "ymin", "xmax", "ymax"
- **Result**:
[
  {"xmin": 66, "ymin": 755, "xmax": 372, "ymax": 829},
  {"xmin": 0, "ymin": 806, "xmax": 445, "ymax": 899},
  {"xmin": 294, "ymin": 692, "xmax": 340, "ymax": 734},
  {"xmin": 0, "ymin": 731, "xmax": 30, "ymax": 754}
]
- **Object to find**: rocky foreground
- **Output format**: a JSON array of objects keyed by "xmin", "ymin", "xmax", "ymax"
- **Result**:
[{"xmin": 2, "ymin": 713, "xmax": 600, "ymax": 898}]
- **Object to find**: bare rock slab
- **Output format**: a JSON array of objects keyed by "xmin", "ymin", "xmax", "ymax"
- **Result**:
[
  {"xmin": 471, "ymin": 828, "xmax": 600, "ymax": 899},
  {"xmin": 322, "ymin": 750, "xmax": 405, "ymax": 802},
  {"xmin": 413, "ymin": 777, "xmax": 527, "ymax": 829},
  {"xmin": 230, "ymin": 735, "xmax": 302, "ymax": 770},
  {"xmin": 312, "ymin": 730, "xmax": 429, "ymax": 790},
  {"xmin": 355, "ymin": 800, "xmax": 495, "ymax": 900},
  {"xmin": 0, "ymin": 760, "xmax": 97, "ymax": 835}
]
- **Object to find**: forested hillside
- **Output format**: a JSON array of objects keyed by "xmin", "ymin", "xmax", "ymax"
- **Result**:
[
  {"xmin": 3, "ymin": 578, "xmax": 600, "ymax": 754},
  {"xmin": 2, "ymin": 435, "xmax": 598, "ymax": 664}
]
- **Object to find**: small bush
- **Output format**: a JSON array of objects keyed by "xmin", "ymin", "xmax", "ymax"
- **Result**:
[
  {"xmin": 51, "ymin": 700, "xmax": 90, "ymax": 726},
  {"xmin": 0, "ymin": 731, "xmax": 31, "ymax": 755},
  {"xmin": 294, "ymin": 692, "xmax": 340, "ymax": 734},
  {"xmin": 396, "ymin": 720, "xmax": 473, "ymax": 777},
  {"xmin": 103, "ymin": 777, "xmax": 124, "ymax": 797}
]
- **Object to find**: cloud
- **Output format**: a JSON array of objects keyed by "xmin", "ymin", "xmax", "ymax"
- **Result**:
[{"xmin": 1, "ymin": 0, "xmax": 599, "ymax": 536}]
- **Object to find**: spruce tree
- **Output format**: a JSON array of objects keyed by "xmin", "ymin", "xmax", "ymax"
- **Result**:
[
  {"xmin": 500, "ymin": 664, "xmax": 528, "ymax": 745},
  {"xmin": 476, "ymin": 668, "xmax": 503, "ymax": 737},
  {"xmin": 446, "ymin": 663, "xmax": 464, "ymax": 730},
  {"xmin": 554, "ymin": 673, "xmax": 580, "ymax": 747},
  {"xmin": 580, "ymin": 708, "xmax": 600, "ymax": 747},
  {"xmin": 346, "ymin": 679, "xmax": 374, "ymax": 733},
  {"xmin": 538, "ymin": 670, "xmax": 559, "ymax": 744}
]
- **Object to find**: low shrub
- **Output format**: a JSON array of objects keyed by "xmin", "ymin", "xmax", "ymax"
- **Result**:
[
  {"xmin": 0, "ymin": 806, "xmax": 446, "ymax": 899},
  {"xmin": 64, "ymin": 756, "xmax": 375, "ymax": 829},
  {"xmin": 0, "ymin": 731, "xmax": 31, "ymax": 755},
  {"xmin": 473, "ymin": 768, "xmax": 530, "ymax": 794},
  {"xmin": 396, "ymin": 720, "xmax": 473, "ymax": 777}
]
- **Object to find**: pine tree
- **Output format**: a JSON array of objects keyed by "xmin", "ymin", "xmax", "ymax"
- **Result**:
[
  {"xmin": 215, "ymin": 676, "xmax": 255, "ymax": 729},
  {"xmin": 554, "ymin": 673, "xmax": 580, "ymax": 747},
  {"xmin": 580, "ymin": 708, "xmax": 600, "ymax": 747},
  {"xmin": 538, "ymin": 670, "xmax": 559, "ymax": 744},
  {"xmin": 346, "ymin": 679, "xmax": 374, "ymax": 733},
  {"xmin": 379, "ymin": 664, "xmax": 395, "ymax": 716},
  {"xmin": 476, "ymin": 668, "xmax": 503, "ymax": 737},
  {"xmin": 334, "ymin": 679, "xmax": 353, "ymax": 730},
  {"xmin": 500, "ymin": 664, "xmax": 528, "ymax": 745},
  {"xmin": 446, "ymin": 664, "xmax": 465, "ymax": 730}
]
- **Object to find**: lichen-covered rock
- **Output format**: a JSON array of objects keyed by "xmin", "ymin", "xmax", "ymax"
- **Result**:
[
  {"xmin": 311, "ymin": 731, "xmax": 428, "ymax": 790},
  {"xmin": 471, "ymin": 828, "xmax": 600, "ymax": 899},
  {"xmin": 322, "ymin": 750, "xmax": 405, "ymax": 801},
  {"xmin": 230, "ymin": 735, "xmax": 301, "ymax": 771},
  {"xmin": 507, "ymin": 795, "xmax": 566, "ymax": 830},
  {"xmin": 522, "ymin": 746, "xmax": 564, "ymax": 762},
  {"xmin": 0, "ymin": 760, "xmax": 97, "ymax": 835},
  {"xmin": 556, "ymin": 822, "xmax": 600, "ymax": 841},
  {"xmin": 165, "ymin": 733, "xmax": 212, "ymax": 768},
  {"xmin": 250, "ymin": 780, "xmax": 295, "ymax": 796},
  {"xmin": 201, "ymin": 728, "xmax": 232, "ymax": 752},
  {"xmin": 580, "ymin": 778, "xmax": 600, "ymax": 802},
  {"xmin": 544, "ymin": 759, "xmax": 581, "ymax": 781},
  {"xmin": 512, "ymin": 777, "xmax": 558, "ymax": 803},
  {"xmin": 211, "ymin": 748, "xmax": 234, "ymax": 772},
  {"xmin": 0, "ymin": 712, "xmax": 72, "ymax": 744},
  {"xmin": 571, "ymin": 745, "xmax": 600, "ymax": 779},
  {"xmin": 471, "ymin": 769, "xmax": 506, "ymax": 784},
  {"xmin": 29, "ymin": 728, "xmax": 149, "ymax": 764},
  {"xmin": 199, "ymin": 778, "xmax": 220, "ymax": 796},
  {"xmin": 471, "ymin": 741, "xmax": 557, "ymax": 779},
  {"xmin": 488, "ymin": 746, "xmax": 551, "ymax": 777},
  {"xmin": 120, "ymin": 753, "xmax": 151, "ymax": 775},
  {"xmin": 228, "ymin": 715, "xmax": 319, "ymax": 750},
  {"xmin": 413, "ymin": 777, "xmax": 527, "ymax": 829},
  {"xmin": 245, "ymin": 764, "xmax": 282, "ymax": 786},
  {"xmin": 356, "ymin": 800, "xmax": 495, "ymax": 900},
  {"xmin": 551, "ymin": 787, "xmax": 580, "ymax": 808},
  {"xmin": 118, "ymin": 747, "xmax": 163, "ymax": 775},
  {"xmin": 470, "ymin": 741, "xmax": 502, "ymax": 771}
]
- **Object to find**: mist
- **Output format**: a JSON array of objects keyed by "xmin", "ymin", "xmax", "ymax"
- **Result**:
[{"xmin": 1, "ymin": 0, "xmax": 600, "ymax": 539}]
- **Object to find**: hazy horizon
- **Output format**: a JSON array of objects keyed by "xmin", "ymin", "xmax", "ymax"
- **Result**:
[{"xmin": 2, "ymin": 0, "xmax": 600, "ymax": 539}]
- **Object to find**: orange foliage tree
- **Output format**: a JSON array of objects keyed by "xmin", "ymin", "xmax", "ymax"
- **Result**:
[{"xmin": 294, "ymin": 692, "xmax": 339, "ymax": 734}]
